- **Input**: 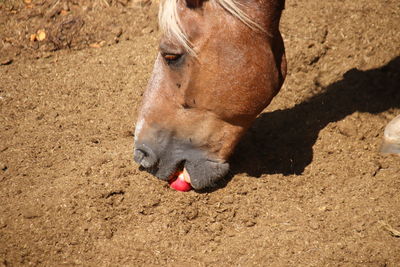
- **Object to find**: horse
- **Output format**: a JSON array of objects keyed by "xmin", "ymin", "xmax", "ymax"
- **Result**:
[
  {"xmin": 381, "ymin": 115, "xmax": 400, "ymax": 155},
  {"xmin": 134, "ymin": 0, "xmax": 287, "ymax": 189}
]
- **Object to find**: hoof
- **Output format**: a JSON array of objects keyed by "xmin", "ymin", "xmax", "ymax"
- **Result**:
[{"xmin": 381, "ymin": 115, "xmax": 400, "ymax": 155}]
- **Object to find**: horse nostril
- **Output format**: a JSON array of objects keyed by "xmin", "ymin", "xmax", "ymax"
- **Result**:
[
  {"xmin": 134, "ymin": 146, "xmax": 157, "ymax": 169},
  {"xmin": 134, "ymin": 149, "xmax": 146, "ymax": 163}
]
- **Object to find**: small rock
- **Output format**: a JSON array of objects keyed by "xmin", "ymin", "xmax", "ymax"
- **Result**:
[
  {"xmin": 245, "ymin": 220, "xmax": 256, "ymax": 227},
  {"xmin": 0, "ymin": 218, "xmax": 7, "ymax": 229},
  {"xmin": 104, "ymin": 228, "xmax": 113, "ymax": 239},
  {"xmin": 178, "ymin": 224, "xmax": 191, "ymax": 235},
  {"xmin": 36, "ymin": 113, "xmax": 45, "ymax": 120},
  {"xmin": 318, "ymin": 206, "xmax": 331, "ymax": 212},
  {"xmin": 336, "ymin": 242, "xmax": 346, "ymax": 249},
  {"xmin": 90, "ymin": 138, "xmax": 100, "ymax": 144},
  {"xmin": 184, "ymin": 207, "xmax": 198, "ymax": 220},
  {"xmin": 337, "ymin": 120, "xmax": 357, "ymax": 137},
  {"xmin": 141, "ymin": 27, "xmax": 154, "ymax": 34},
  {"xmin": 0, "ymin": 59, "xmax": 13, "ymax": 66},
  {"xmin": 1, "ymin": 163, "xmax": 7, "ymax": 171},
  {"xmin": 36, "ymin": 29, "xmax": 46, "ymax": 41},
  {"xmin": 114, "ymin": 28, "xmax": 123, "ymax": 38},
  {"xmin": 21, "ymin": 207, "xmax": 43, "ymax": 219},
  {"xmin": 209, "ymin": 222, "xmax": 223, "ymax": 232}
]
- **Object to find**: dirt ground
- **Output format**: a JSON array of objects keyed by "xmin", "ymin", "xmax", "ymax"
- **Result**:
[{"xmin": 1, "ymin": 0, "xmax": 399, "ymax": 266}]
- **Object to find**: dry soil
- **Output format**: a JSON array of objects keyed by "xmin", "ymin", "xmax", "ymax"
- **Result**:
[{"xmin": 0, "ymin": 0, "xmax": 399, "ymax": 266}]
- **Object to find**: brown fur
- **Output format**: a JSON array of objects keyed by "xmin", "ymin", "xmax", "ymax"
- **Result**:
[{"xmin": 134, "ymin": 0, "xmax": 286, "ymax": 187}]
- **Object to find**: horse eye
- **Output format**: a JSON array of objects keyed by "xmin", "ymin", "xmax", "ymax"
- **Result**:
[{"xmin": 162, "ymin": 53, "xmax": 182, "ymax": 65}]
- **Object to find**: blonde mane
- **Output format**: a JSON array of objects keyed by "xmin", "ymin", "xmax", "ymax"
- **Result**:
[{"xmin": 158, "ymin": 0, "xmax": 263, "ymax": 55}]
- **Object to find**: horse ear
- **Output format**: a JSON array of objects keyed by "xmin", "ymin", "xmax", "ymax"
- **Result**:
[{"xmin": 186, "ymin": 0, "xmax": 203, "ymax": 8}]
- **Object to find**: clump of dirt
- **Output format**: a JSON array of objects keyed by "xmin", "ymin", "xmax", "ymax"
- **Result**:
[
  {"xmin": 0, "ymin": 0, "xmax": 399, "ymax": 266},
  {"xmin": 0, "ymin": 0, "xmax": 158, "ymax": 61}
]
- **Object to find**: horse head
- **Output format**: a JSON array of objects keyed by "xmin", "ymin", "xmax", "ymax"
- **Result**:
[{"xmin": 134, "ymin": 0, "xmax": 287, "ymax": 189}]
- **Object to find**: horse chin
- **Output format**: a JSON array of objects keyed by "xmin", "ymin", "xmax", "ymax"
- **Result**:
[
  {"xmin": 135, "ymin": 139, "xmax": 230, "ymax": 190},
  {"xmin": 152, "ymin": 157, "xmax": 229, "ymax": 190},
  {"xmin": 184, "ymin": 159, "xmax": 230, "ymax": 190}
]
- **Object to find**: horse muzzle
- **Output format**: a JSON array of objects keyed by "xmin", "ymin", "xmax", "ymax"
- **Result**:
[{"xmin": 133, "ymin": 138, "xmax": 229, "ymax": 190}]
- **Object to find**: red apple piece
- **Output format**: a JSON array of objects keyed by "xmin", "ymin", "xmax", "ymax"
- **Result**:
[{"xmin": 169, "ymin": 169, "xmax": 192, "ymax": 192}]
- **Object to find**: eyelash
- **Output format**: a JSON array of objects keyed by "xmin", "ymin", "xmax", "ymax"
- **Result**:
[{"xmin": 162, "ymin": 53, "xmax": 183, "ymax": 65}]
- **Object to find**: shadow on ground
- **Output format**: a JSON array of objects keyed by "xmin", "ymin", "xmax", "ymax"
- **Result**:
[{"xmin": 228, "ymin": 56, "xmax": 400, "ymax": 180}]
